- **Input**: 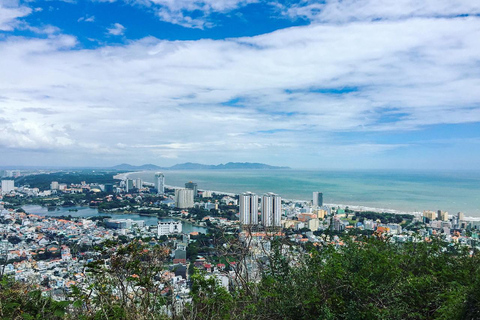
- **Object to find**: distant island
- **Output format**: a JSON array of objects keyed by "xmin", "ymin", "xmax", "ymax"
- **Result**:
[{"xmin": 110, "ymin": 162, "xmax": 290, "ymax": 171}]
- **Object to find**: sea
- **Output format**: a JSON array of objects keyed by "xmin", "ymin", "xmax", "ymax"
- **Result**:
[{"xmin": 127, "ymin": 170, "xmax": 480, "ymax": 218}]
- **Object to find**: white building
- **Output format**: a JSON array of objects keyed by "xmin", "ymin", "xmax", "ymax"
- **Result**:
[
  {"xmin": 135, "ymin": 178, "xmax": 142, "ymax": 189},
  {"xmin": 313, "ymin": 192, "xmax": 323, "ymax": 207},
  {"xmin": 125, "ymin": 179, "xmax": 134, "ymax": 192},
  {"xmin": 261, "ymin": 193, "xmax": 282, "ymax": 227},
  {"xmin": 1, "ymin": 180, "xmax": 14, "ymax": 194},
  {"xmin": 308, "ymin": 218, "xmax": 320, "ymax": 231},
  {"xmin": 239, "ymin": 192, "xmax": 259, "ymax": 226},
  {"xmin": 158, "ymin": 221, "xmax": 182, "ymax": 236},
  {"xmin": 50, "ymin": 181, "xmax": 59, "ymax": 190},
  {"xmin": 202, "ymin": 190, "xmax": 213, "ymax": 198},
  {"xmin": 175, "ymin": 188, "xmax": 194, "ymax": 209},
  {"xmin": 155, "ymin": 172, "xmax": 165, "ymax": 194}
]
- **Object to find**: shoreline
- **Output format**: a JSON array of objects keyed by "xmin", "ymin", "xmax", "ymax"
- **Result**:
[{"xmin": 120, "ymin": 171, "xmax": 480, "ymax": 221}]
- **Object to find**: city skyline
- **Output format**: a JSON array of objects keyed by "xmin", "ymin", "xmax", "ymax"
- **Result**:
[{"xmin": 1, "ymin": 1, "xmax": 480, "ymax": 169}]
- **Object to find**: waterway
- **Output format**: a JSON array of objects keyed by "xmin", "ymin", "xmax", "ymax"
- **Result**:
[{"xmin": 21, "ymin": 205, "xmax": 209, "ymax": 234}]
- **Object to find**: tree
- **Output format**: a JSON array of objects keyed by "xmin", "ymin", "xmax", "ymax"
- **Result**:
[{"xmin": 69, "ymin": 239, "xmax": 171, "ymax": 320}]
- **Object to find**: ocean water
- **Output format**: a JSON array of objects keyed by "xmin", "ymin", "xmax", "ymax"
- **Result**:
[{"xmin": 128, "ymin": 170, "xmax": 480, "ymax": 217}]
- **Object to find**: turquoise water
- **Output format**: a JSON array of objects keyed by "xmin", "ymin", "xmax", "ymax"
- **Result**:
[
  {"xmin": 129, "ymin": 170, "xmax": 480, "ymax": 217},
  {"xmin": 21, "ymin": 205, "xmax": 208, "ymax": 234}
]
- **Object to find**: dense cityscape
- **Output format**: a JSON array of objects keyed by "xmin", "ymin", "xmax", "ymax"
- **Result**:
[{"xmin": 1, "ymin": 169, "xmax": 480, "ymax": 318}]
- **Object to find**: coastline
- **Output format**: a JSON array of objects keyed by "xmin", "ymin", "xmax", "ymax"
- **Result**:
[{"xmin": 119, "ymin": 170, "xmax": 480, "ymax": 221}]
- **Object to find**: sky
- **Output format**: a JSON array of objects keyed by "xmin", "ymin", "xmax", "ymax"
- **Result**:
[{"xmin": 0, "ymin": 0, "xmax": 480, "ymax": 169}]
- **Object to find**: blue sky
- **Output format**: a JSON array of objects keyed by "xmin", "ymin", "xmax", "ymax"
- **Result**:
[{"xmin": 1, "ymin": 0, "xmax": 480, "ymax": 169}]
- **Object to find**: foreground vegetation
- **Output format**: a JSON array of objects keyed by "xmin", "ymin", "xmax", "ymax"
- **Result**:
[{"xmin": 1, "ymin": 236, "xmax": 480, "ymax": 320}]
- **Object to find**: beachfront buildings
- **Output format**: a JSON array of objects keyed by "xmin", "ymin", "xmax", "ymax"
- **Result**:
[
  {"xmin": 423, "ymin": 210, "xmax": 436, "ymax": 221},
  {"xmin": 239, "ymin": 192, "xmax": 259, "ymax": 226},
  {"xmin": 125, "ymin": 179, "xmax": 134, "ymax": 192},
  {"xmin": 155, "ymin": 172, "xmax": 165, "ymax": 194},
  {"xmin": 175, "ymin": 188, "xmax": 194, "ymax": 209},
  {"xmin": 438, "ymin": 210, "xmax": 449, "ymax": 221},
  {"xmin": 313, "ymin": 192, "xmax": 323, "ymax": 207},
  {"xmin": 261, "ymin": 193, "xmax": 282, "ymax": 227},
  {"xmin": 185, "ymin": 181, "xmax": 198, "ymax": 196}
]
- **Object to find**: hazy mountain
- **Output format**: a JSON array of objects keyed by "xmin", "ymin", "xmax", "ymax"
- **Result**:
[
  {"xmin": 110, "ymin": 163, "xmax": 163, "ymax": 170},
  {"xmin": 110, "ymin": 162, "xmax": 290, "ymax": 171}
]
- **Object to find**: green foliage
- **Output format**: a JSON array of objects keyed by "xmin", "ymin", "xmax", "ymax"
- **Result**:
[
  {"xmin": 184, "ymin": 236, "xmax": 480, "ymax": 320},
  {"xmin": 355, "ymin": 211, "xmax": 414, "ymax": 224},
  {"xmin": 186, "ymin": 271, "xmax": 234, "ymax": 319},
  {"xmin": 2, "ymin": 235, "xmax": 480, "ymax": 320},
  {"xmin": 15, "ymin": 171, "xmax": 118, "ymax": 191},
  {"xmin": 68, "ymin": 240, "xmax": 172, "ymax": 320},
  {"xmin": 0, "ymin": 277, "xmax": 69, "ymax": 320}
]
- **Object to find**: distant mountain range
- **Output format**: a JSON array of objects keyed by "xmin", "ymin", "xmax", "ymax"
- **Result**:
[{"xmin": 110, "ymin": 162, "xmax": 290, "ymax": 171}]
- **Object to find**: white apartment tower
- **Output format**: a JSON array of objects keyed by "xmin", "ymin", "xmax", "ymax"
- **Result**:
[
  {"xmin": 1, "ymin": 180, "xmax": 14, "ymax": 194},
  {"xmin": 239, "ymin": 192, "xmax": 259, "ymax": 225},
  {"xmin": 155, "ymin": 172, "xmax": 165, "ymax": 194},
  {"xmin": 175, "ymin": 188, "xmax": 194, "ymax": 209},
  {"xmin": 261, "ymin": 192, "xmax": 282, "ymax": 227},
  {"xmin": 313, "ymin": 192, "xmax": 323, "ymax": 207},
  {"xmin": 135, "ymin": 178, "xmax": 142, "ymax": 189}
]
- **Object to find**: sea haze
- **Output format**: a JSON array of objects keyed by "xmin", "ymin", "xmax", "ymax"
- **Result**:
[{"xmin": 128, "ymin": 170, "xmax": 480, "ymax": 217}]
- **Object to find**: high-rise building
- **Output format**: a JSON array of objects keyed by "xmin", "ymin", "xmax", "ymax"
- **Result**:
[
  {"xmin": 175, "ymin": 188, "xmax": 194, "ymax": 209},
  {"xmin": 239, "ymin": 192, "xmax": 259, "ymax": 225},
  {"xmin": 185, "ymin": 181, "xmax": 198, "ymax": 196},
  {"xmin": 125, "ymin": 179, "xmax": 134, "ymax": 192},
  {"xmin": 155, "ymin": 172, "xmax": 165, "ymax": 194},
  {"xmin": 50, "ymin": 181, "xmax": 59, "ymax": 190},
  {"xmin": 458, "ymin": 212, "xmax": 465, "ymax": 221},
  {"xmin": 313, "ymin": 192, "xmax": 323, "ymax": 207},
  {"xmin": 261, "ymin": 192, "xmax": 282, "ymax": 227},
  {"xmin": 135, "ymin": 178, "xmax": 142, "ymax": 189},
  {"xmin": 1, "ymin": 180, "xmax": 14, "ymax": 194},
  {"xmin": 437, "ymin": 210, "xmax": 448, "ymax": 221},
  {"xmin": 104, "ymin": 184, "xmax": 114, "ymax": 193},
  {"xmin": 423, "ymin": 210, "xmax": 436, "ymax": 221}
]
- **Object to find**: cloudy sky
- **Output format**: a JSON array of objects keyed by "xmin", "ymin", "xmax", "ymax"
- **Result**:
[{"xmin": 1, "ymin": 0, "xmax": 479, "ymax": 169}]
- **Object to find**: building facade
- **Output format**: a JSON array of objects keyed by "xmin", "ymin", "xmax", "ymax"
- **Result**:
[
  {"xmin": 261, "ymin": 192, "xmax": 282, "ymax": 227},
  {"xmin": 158, "ymin": 221, "xmax": 182, "ymax": 236},
  {"xmin": 155, "ymin": 172, "xmax": 165, "ymax": 194},
  {"xmin": 239, "ymin": 192, "xmax": 259, "ymax": 225},
  {"xmin": 125, "ymin": 179, "xmax": 134, "ymax": 192},
  {"xmin": 1, "ymin": 180, "xmax": 14, "ymax": 194},
  {"xmin": 135, "ymin": 178, "xmax": 142, "ymax": 189},
  {"xmin": 437, "ymin": 210, "xmax": 449, "ymax": 221},
  {"xmin": 313, "ymin": 192, "xmax": 323, "ymax": 207},
  {"xmin": 185, "ymin": 181, "xmax": 198, "ymax": 196},
  {"xmin": 175, "ymin": 188, "xmax": 194, "ymax": 209}
]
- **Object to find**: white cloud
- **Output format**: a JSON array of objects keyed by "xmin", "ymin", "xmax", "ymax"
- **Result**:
[
  {"xmin": 278, "ymin": 0, "xmax": 480, "ymax": 23},
  {"xmin": 0, "ymin": 14, "xmax": 480, "ymax": 166},
  {"xmin": 111, "ymin": 0, "xmax": 257, "ymax": 28},
  {"xmin": 107, "ymin": 22, "xmax": 125, "ymax": 35},
  {"xmin": 78, "ymin": 15, "xmax": 95, "ymax": 22},
  {"xmin": 0, "ymin": 2, "xmax": 32, "ymax": 31},
  {"xmin": 0, "ymin": 119, "xmax": 74, "ymax": 150}
]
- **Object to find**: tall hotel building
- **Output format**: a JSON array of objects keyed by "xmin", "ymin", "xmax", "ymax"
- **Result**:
[
  {"xmin": 175, "ymin": 188, "xmax": 195, "ymax": 209},
  {"xmin": 155, "ymin": 172, "xmax": 165, "ymax": 194},
  {"xmin": 239, "ymin": 192, "xmax": 259, "ymax": 225},
  {"xmin": 313, "ymin": 192, "xmax": 323, "ymax": 207},
  {"xmin": 261, "ymin": 192, "xmax": 282, "ymax": 227}
]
